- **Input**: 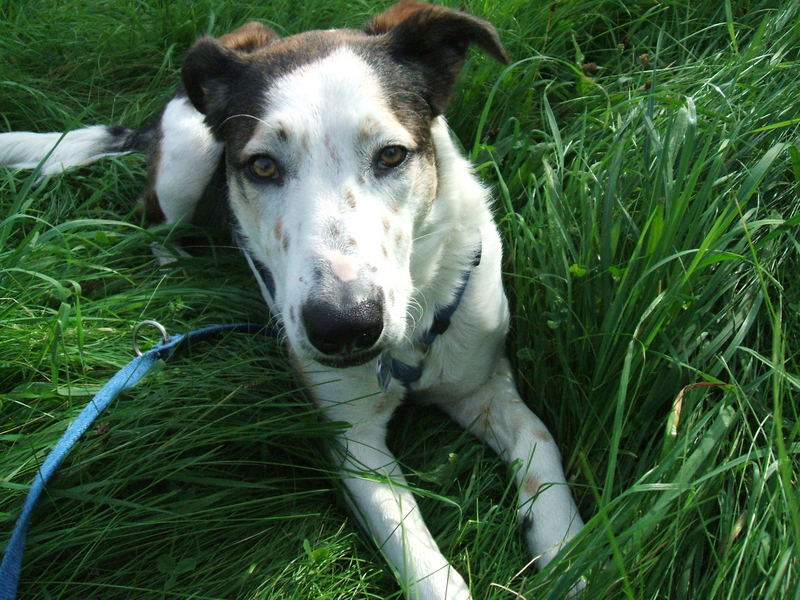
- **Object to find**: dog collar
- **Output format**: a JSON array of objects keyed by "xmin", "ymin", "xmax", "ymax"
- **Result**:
[{"xmin": 376, "ymin": 242, "xmax": 482, "ymax": 392}]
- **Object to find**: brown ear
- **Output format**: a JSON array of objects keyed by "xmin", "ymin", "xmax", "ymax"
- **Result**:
[
  {"xmin": 366, "ymin": 2, "xmax": 509, "ymax": 115},
  {"xmin": 364, "ymin": 1, "xmax": 436, "ymax": 35},
  {"xmin": 217, "ymin": 21, "xmax": 280, "ymax": 53},
  {"xmin": 181, "ymin": 37, "xmax": 246, "ymax": 128}
]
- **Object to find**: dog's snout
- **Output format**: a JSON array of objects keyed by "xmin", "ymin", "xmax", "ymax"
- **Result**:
[{"xmin": 302, "ymin": 297, "xmax": 383, "ymax": 357}]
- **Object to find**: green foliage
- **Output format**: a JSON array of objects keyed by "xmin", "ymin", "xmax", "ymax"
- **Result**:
[{"xmin": 1, "ymin": 1, "xmax": 798, "ymax": 598}]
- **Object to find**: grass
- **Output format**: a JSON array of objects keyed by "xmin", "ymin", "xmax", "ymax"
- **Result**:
[{"xmin": 1, "ymin": 0, "xmax": 798, "ymax": 598}]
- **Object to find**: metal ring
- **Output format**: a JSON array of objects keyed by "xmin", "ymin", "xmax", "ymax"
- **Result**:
[{"xmin": 132, "ymin": 320, "xmax": 170, "ymax": 356}]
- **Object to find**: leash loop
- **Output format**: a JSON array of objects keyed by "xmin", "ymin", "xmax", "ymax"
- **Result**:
[{"xmin": 132, "ymin": 320, "xmax": 170, "ymax": 356}]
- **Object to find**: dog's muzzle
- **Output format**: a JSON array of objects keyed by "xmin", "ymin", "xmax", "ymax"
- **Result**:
[{"xmin": 301, "ymin": 293, "xmax": 384, "ymax": 367}]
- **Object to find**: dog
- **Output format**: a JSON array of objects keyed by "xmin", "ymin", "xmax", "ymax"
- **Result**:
[{"xmin": 0, "ymin": 3, "xmax": 585, "ymax": 598}]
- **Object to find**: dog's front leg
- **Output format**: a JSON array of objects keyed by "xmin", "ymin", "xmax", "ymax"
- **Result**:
[
  {"xmin": 437, "ymin": 357, "xmax": 584, "ymax": 570},
  {"xmin": 315, "ymin": 377, "xmax": 471, "ymax": 600},
  {"xmin": 335, "ymin": 424, "xmax": 470, "ymax": 600}
]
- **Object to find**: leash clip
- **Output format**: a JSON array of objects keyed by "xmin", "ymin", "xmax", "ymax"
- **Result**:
[{"xmin": 132, "ymin": 320, "xmax": 170, "ymax": 356}]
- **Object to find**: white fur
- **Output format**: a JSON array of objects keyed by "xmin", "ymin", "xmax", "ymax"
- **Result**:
[
  {"xmin": 0, "ymin": 126, "xmax": 125, "ymax": 178},
  {"xmin": 155, "ymin": 96, "xmax": 223, "ymax": 223}
]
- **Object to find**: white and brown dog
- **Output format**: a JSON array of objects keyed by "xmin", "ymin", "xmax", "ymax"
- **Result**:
[{"xmin": 0, "ymin": 3, "xmax": 584, "ymax": 598}]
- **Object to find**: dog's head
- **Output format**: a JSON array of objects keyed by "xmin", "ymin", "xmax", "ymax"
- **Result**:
[{"xmin": 182, "ymin": 2, "xmax": 507, "ymax": 368}]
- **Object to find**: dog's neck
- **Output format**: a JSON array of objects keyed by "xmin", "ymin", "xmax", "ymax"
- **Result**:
[{"xmin": 406, "ymin": 117, "xmax": 493, "ymax": 339}]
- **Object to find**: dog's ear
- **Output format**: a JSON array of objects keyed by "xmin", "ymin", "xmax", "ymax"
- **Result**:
[
  {"xmin": 364, "ymin": 1, "xmax": 437, "ymax": 35},
  {"xmin": 182, "ymin": 37, "xmax": 245, "ymax": 127},
  {"xmin": 365, "ymin": 1, "xmax": 509, "ymax": 115},
  {"xmin": 182, "ymin": 23, "xmax": 279, "ymax": 130},
  {"xmin": 217, "ymin": 21, "xmax": 280, "ymax": 53}
]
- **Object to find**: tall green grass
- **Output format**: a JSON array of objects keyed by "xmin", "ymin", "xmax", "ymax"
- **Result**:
[{"xmin": 1, "ymin": 1, "xmax": 798, "ymax": 599}]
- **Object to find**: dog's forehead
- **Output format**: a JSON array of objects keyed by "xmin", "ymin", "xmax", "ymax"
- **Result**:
[
  {"xmin": 242, "ymin": 48, "xmax": 415, "ymax": 155},
  {"xmin": 221, "ymin": 29, "xmax": 432, "ymax": 153}
]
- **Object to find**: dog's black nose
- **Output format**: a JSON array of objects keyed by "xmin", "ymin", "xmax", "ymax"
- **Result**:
[{"xmin": 302, "ymin": 298, "xmax": 384, "ymax": 357}]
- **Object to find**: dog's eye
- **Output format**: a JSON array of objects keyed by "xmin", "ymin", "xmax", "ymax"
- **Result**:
[
  {"xmin": 247, "ymin": 155, "xmax": 280, "ymax": 181},
  {"xmin": 377, "ymin": 146, "xmax": 407, "ymax": 169}
]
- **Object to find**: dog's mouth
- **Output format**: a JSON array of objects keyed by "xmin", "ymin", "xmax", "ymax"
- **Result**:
[{"xmin": 307, "ymin": 346, "xmax": 382, "ymax": 369}]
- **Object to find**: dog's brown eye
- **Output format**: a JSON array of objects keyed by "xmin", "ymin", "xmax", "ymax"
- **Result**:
[
  {"xmin": 248, "ymin": 155, "xmax": 279, "ymax": 181},
  {"xmin": 377, "ymin": 146, "xmax": 407, "ymax": 168}
]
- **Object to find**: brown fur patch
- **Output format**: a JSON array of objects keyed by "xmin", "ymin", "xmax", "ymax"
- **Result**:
[
  {"xmin": 218, "ymin": 21, "xmax": 280, "ymax": 53},
  {"xmin": 345, "ymin": 189, "xmax": 357, "ymax": 209},
  {"xmin": 524, "ymin": 476, "xmax": 541, "ymax": 497},
  {"xmin": 364, "ymin": 1, "xmax": 434, "ymax": 35},
  {"xmin": 357, "ymin": 116, "xmax": 381, "ymax": 142},
  {"xmin": 535, "ymin": 429, "xmax": 552, "ymax": 443},
  {"xmin": 324, "ymin": 134, "xmax": 341, "ymax": 166},
  {"xmin": 273, "ymin": 219, "xmax": 283, "ymax": 240},
  {"xmin": 300, "ymin": 132, "xmax": 311, "ymax": 153},
  {"xmin": 466, "ymin": 404, "xmax": 492, "ymax": 437},
  {"xmin": 382, "ymin": 217, "xmax": 391, "ymax": 233}
]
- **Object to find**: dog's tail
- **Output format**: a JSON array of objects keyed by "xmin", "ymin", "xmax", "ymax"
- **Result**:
[{"xmin": 0, "ymin": 124, "xmax": 154, "ymax": 179}]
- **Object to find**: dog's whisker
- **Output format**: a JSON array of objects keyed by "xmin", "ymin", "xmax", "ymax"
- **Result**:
[
  {"xmin": 218, "ymin": 113, "xmax": 269, "ymax": 128},
  {"xmin": 412, "ymin": 227, "xmax": 451, "ymax": 244}
]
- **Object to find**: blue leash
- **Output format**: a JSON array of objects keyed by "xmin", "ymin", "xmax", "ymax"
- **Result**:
[{"xmin": 0, "ymin": 321, "xmax": 276, "ymax": 600}]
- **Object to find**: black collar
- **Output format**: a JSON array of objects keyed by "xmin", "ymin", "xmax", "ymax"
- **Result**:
[{"xmin": 376, "ymin": 241, "xmax": 481, "ymax": 392}]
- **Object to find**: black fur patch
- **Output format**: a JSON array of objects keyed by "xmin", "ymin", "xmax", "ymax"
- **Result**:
[{"xmin": 106, "ymin": 124, "xmax": 156, "ymax": 153}]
